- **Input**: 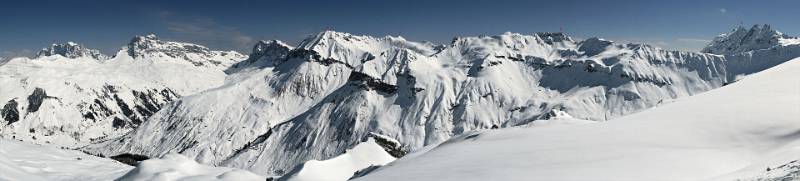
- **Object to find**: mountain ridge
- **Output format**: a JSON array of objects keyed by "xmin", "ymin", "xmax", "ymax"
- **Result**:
[
  {"xmin": 81, "ymin": 25, "xmax": 800, "ymax": 176},
  {"xmin": 0, "ymin": 36, "xmax": 247, "ymax": 147}
]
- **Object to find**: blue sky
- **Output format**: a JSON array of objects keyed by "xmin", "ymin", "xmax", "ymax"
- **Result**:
[{"xmin": 1, "ymin": 0, "xmax": 798, "ymax": 57}]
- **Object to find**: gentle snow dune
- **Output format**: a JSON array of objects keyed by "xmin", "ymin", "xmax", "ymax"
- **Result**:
[
  {"xmin": 359, "ymin": 58, "xmax": 800, "ymax": 181},
  {"xmin": 0, "ymin": 139, "xmax": 131, "ymax": 181},
  {"xmin": 116, "ymin": 154, "xmax": 264, "ymax": 181},
  {"xmin": 280, "ymin": 138, "xmax": 396, "ymax": 181}
]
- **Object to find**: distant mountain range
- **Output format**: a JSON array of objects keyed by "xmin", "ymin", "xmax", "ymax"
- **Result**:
[{"xmin": 1, "ymin": 24, "xmax": 799, "ymax": 177}]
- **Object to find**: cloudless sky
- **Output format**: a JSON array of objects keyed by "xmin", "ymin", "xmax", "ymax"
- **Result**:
[{"xmin": 1, "ymin": 0, "xmax": 798, "ymax": 58}]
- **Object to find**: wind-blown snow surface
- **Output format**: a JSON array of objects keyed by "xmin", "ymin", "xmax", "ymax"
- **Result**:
[
  {"xmin": 357, "ymin": 58, "xmax": 800, "ymax": 181},
  {"xmin": 279, "ymin": 138, "xmax": 396, "ymax": 181},
  {"xmin": 0, "ymin": 139, "xmax": 132, "ymax": 180},
  {"xmin": 116, "ymin": 154, "xmax": 264, "ymax": 181},
  {"xmin": 0, "ymin": 35, "xmax": 245, "ymax": 147},
  {"xmin": 86, "ymin": 25, "xmax": 800, "ymax": 175}
]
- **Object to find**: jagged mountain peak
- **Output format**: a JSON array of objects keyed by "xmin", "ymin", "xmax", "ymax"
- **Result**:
[
  {"xmin": 127, "ymin": 34, "xmax": 209, "ymax": 58},
  {"xmin": 250, "ymin": 40, "xmax": 294, "ymax": 53},
  {"xmin": 534, "ymin": 32, "xmax": 573, "ymax": 44},
  {"xmin": 702, "ymin": 24, "xmax": 794, "ymax": 55},
  {"xmin": 225, "ymin": 40, "xmax": 294, "ymax": 74},
  {"xmin": 125, "ymin": 34, "xmax": 245, "ymax": 68},
  {"xmin": 35, "ymin": 42, "xmax": 109, "ymax": 60}
]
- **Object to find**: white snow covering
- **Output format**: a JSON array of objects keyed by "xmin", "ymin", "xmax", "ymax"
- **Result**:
[
  {"xmin": 358, "ymin": 58, "xmax": 800, "ymax": 181},
  {"xmin": 0, "ymin": 139, "xmax": 132, "ymax": 181},
  {"xmin": 781, "ymin": 37, "xmax": 800, "ymax": 46},
  {"xmin": 280, "ymin": 138, "xmax": 396, "ymax": 181},
  {"xmin": 0, "ymin": 37, "xmax": 245, "ymax": 147},
  {"xmin": 86, "ymin": 26, "xmax": 800, "ymax": 176},
  {"xmin": 116, "ymin": 154, "xmax": 264, "ymax": 181}
]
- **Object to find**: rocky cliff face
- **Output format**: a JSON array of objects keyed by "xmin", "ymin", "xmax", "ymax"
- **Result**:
[{"xmin": 127, "ymin": 34, "xmax": 245, "ymax": 69}]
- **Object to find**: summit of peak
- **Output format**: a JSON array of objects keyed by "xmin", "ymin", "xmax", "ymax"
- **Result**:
[
  {"xmin": 250, "ymin": 39, "xmax": 292, "ymax": 58},
  {"xmin": 124, "ymin": 34, "xmax": 245, "ymax": 68},
  {"xmin": 255, "ymin": 40, "xmax": 290, "ymax": 49},
  {"xmin": 225, "ymin": 40, "xmax": 293, "ymax": 74},
  {"xmin": 702, "ymin": 24, "xmax": 793, "ymax": 55},
  {"xmin": 35, "ymin": 42, "xmax": 108, "ymax": 60}
]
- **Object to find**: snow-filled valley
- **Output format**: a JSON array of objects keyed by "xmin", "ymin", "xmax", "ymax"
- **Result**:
[{"xmin": 0, "ymin": 24, "xmax": 799, "ymax": 181}]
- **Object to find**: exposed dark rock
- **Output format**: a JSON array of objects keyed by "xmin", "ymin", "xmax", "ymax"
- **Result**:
[
  {"xmin": 112, "ymin": 94, "xmax": 145, "ymax": 125},
  {"xmin": 91, "ymin": 99, "xmax": 112, "ymax": 117},
  {"xmin": 349, "ymin": 165, "xmax": 382, "ymax": 180},
  {"xmin": 287, "ymin": 49, "xmax": 354, "ymax": 68},
  {"xmin": 2, "ymin": 100, "xmax": 19, "ymax": 125},
  {"xmin": 27, "ymin": 88, "xmax": 48, "ymax": 113},
  {"xmin": 110, "ymin": 153, "xmax": 150, "ymax": 166},
  {"xmin": 112, "ymin": 117, "xmax": 126, "ymax": 129},
  {"xmin": 348, "ymin": 72, "xmax": 398, "ymax": 94},
  {"xmin": 368, "ymin": 133, "xmax": 407, "ymax": 158},
  {"xmin": 222, "ymin": 129, "xmax": 273, "ymax": 162},
  {"xmin": 82, "ymin": 112, "xmax": 95, "ymax": 120}
]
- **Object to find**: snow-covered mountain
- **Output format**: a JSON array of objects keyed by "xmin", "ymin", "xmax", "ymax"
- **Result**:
[
  {"xmin": 357, "ymin": 57, "xmax": 800, "ymax": 180},
  {"xmin": 83, "ymin": 24, "xmax": 800, "ymax": 176},
  {"xmin": 36, "ymin": 42, "xmax": 110, "ymax": 60},
  {"xmin": 0, "ymin": 35, "xmax": 246, "ymax": 147},
  {"xmin": 702, "ymin": 24, "xmax": 799, "ymax": 55}
]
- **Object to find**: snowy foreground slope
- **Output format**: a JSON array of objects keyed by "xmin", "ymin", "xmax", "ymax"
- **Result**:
[
  {"xmin": 85, "ymin": 24, "xmax": 800, "ymax": 175},
  {"xmin": 0, "ymin": 139, "xmax": 131, "ymax": 180},
  {"xmin": 0, "ymin": 137, "xmax": 265, "ymax": 181},
  {"xmin": 278, "ymin": 137, "xmax": 397, "ymax": 181},
  {"xmin": 116, "ymin": 154, "xmax": 265, "ymax": 181},
  {"xmin": 358, "ymin": 58, "xmax": 800, "ymax": 181},
  {"xmin": 0, "ymin": 35, "xmax": 245, "ymax": 147}
]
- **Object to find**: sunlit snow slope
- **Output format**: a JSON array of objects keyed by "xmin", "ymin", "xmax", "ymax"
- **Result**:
[
  {"xmin": 0, "ymin": 139, "xmax": 132, "ymax": 181},
  {"xmin": 116, "ymin": 153, "xmax": 265, "ymax": 181},
  {"xmin": 358, "ymin": 58, "xmax": 800, "ymax": 181},
  {"xmin": 279, "ymin": 137, "xmax": 397, "ymax": 181}
]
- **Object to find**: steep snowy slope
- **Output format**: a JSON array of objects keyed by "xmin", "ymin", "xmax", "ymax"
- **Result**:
[
  {"xmin": 86, "ymin": 25, "xmax": 800, "ymax": 175},
  {"xmin": 0, "ymin": 139, "xmax": 132, "ymax": 181},
  {"xmin": 357, "ymin": 58, "xmax": 800, "ymax": 181},
  {"xmin": 0, "ymin": 35, "xmax": 245, "ymax": 147}
]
